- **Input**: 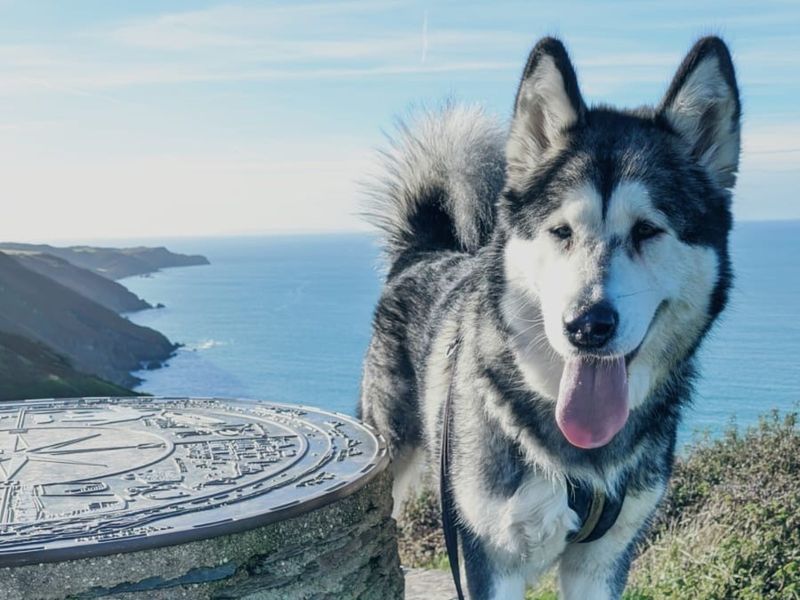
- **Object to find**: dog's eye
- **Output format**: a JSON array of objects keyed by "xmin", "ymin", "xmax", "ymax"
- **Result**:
[
  {"xmin": 550, "ymin": 225, "xmax": 573, "ymax": 241},
  {"xmin": 632, "ymin": 220, "xmax": 662, "ymax": 243}
]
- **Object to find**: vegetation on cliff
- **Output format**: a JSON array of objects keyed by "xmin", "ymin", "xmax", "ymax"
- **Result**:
[
  {"xmin": 9, "ymin": 251, "xmax": 152, "ymax": 313},
  {"xmin": 398, "ymin": 410, "xmax": 800, "ymax": 599},
  {"xmin": 0, "ymin": 251, "xmax": 175, "ymax": 388},
  {"xmin": 0, "ymin": 331, "xmax": 136, "ymax": 401}
]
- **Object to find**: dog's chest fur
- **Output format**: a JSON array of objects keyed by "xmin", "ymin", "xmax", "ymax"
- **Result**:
[{"xmin": 457, "ymin": 467, "xmax": 580, "ymax": 574}]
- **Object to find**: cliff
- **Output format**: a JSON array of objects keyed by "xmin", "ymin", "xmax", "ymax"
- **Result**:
[
  {"xmin": 0, "ymin": 251, "xmax": 176, "ymax": 388},
  {"xmin": 0, "ymin": 242, "xmax": 209, "ymax": 280},
  {"xmin": 0, "ymin": 331, "xmax": 136, "ymax": 401},
  {"xmin": 8, "ymin": 251, "xmax": 152, "ymax": 313}
]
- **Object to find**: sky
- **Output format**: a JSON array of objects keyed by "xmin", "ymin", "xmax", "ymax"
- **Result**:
[{"xmin": 0, "ymin": 0, "xmax": 798, "ymax": 242}]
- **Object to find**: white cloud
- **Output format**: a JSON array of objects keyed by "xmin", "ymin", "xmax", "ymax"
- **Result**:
[
  {"xmin": 0, "ymin": 1, "xmax": 795, "ymax": 98},
  {"xmin": 0, "ymin": 58, "xmax": 521, "ymax": 97},
  {"xmin": 101, "ymin": 2, "xmax": 404, "ymax": 50}
]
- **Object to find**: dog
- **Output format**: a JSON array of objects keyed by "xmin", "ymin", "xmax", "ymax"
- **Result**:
[{"xmin": 359, "ymin": 36, "xmax": 740, "ymax": 599}]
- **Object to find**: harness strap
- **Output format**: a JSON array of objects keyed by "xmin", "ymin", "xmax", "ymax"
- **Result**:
[
  {"xmin": 566, "ymin": 476, "xmax": 627, "ymax": 544},
  {"xmin": 440, "ymin": 336, "xmax": 466, "ymax": 600},
  {"xmin": 568, "ymin": 485, "xmax": 606, "ymax": 543}
]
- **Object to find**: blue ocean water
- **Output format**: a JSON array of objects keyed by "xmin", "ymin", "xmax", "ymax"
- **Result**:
[{"xmin": 125, "ymin": 221, "xmax": 799, "ymax": 446}]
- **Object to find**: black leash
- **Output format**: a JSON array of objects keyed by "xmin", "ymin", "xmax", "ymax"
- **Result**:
[
  {"xmin": 440, "ymin": 336, "xmax": 466, "ymax": 600},
  {"xmin": 438, "ymin": 337, "xmax": 626, "ymax": 600}
]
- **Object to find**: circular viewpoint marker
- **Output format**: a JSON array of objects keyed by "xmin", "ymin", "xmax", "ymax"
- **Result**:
[{"xmin": 0, "ymin": 396, "xmax": 388, "ymax": 567}]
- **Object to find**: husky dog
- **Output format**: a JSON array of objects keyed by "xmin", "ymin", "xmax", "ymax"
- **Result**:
[{"xmin": 359, "ymin": 36, "xmax": 740, "ymax": 599}]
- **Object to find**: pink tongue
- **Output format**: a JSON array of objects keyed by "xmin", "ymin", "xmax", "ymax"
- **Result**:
[{"xmin": 556, "ymin": 357, "xmax": 629, "ymax": 449}]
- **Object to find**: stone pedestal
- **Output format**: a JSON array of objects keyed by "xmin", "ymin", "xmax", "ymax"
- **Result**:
[{"xmin": 0, "ymin": 397, "xmax": 403, "ymax": 599}]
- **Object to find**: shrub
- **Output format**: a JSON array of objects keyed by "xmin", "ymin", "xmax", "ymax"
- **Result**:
[
  {"xmin": 629, "ymin": 410, "xmax": 800, "ymax": 599},
  {"xmin": 397, "ymin": 487, "xmax": 447, "ymax": 568}
]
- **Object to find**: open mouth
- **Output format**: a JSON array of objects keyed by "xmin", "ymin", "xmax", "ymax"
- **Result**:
[{"xmin": 555, "ymin": 301, "xmax": 667, "ymax": 450}]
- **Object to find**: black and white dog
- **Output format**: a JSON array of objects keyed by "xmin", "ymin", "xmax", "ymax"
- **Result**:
[{"xmin": 359, "ymin": 36, "xmax": 740, "ymax": 599}]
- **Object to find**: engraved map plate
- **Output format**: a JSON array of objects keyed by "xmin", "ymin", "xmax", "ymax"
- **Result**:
[{"xmin": 0, "ymin": 397, "xmax": 388, "ymax": 566}]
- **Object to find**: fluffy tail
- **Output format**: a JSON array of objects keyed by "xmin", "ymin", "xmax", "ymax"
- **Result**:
[{"xmin": 362, "ymin": 104, "xmax": 506, "ymax": 266}]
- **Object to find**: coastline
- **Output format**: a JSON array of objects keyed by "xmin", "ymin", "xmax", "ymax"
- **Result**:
[{"xmin": 0, "ymin": 243, "xmax": 210, "ymax": 400}]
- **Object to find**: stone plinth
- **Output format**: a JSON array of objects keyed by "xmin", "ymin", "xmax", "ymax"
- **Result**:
[{"xmin": 0, "ymin": 397, "xmax": 402, "ymax": 599}]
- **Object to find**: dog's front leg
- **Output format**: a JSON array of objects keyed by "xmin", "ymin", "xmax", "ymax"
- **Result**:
[
  {"xmin": 456, "ymin": 475, "xmax": 576, "ymax": 599},
  {"xmin": 557, "ymin": 486, "xmax": 663, "ymax": 599},
  {"xmin": 460, "ymin": 523, "xmax": 528, "ymax": 600}
]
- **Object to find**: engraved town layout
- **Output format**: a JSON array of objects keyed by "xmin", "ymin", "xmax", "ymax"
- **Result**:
[{"xmin": 0, "ymin": 397, "xmax": 386, "ymax": 564}]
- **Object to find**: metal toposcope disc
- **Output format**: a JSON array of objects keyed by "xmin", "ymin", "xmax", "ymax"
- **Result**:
[{"xmin": 0, "ymin": 397, "xmax": 388, "ymax": 567}]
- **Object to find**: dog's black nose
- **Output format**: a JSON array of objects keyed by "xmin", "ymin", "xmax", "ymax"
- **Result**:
[{"xmin": 564, "ymin": 302, "xmax": 618, "ymax": 349}]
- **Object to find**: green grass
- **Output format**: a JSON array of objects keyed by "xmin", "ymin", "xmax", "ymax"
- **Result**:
[{"xmin": 399, "ymin": 409, "xmax": 800, "ymax": 599}]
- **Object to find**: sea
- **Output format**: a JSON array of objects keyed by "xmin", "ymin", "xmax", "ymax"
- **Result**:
[{"xmin": 124, "ymin": 220, "xmax": 799, "ymax": 448}]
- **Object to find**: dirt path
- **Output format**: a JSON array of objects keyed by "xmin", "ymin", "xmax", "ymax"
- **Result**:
[{"xmin": 404, "ymin": 568, "xmax": 458, "ymax": 600}]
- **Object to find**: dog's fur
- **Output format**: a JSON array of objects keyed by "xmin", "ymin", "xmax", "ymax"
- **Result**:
[{"xmin": 359, "ymin": 36, "xmax": 740, "ymax": 599}]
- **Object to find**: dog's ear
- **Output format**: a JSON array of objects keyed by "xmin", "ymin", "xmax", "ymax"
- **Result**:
[
  {"xmin": 659, "ymin": 37, "xmax": 741, "ymax": 189},
  {"xmin": 506, "ymin": 37, "xmax": 586, "ymax": 176}
]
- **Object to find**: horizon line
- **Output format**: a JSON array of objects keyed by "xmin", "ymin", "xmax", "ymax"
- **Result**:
[{"xmin": 1, "ymin": 217, "xmax": 798, "ymax": 247}]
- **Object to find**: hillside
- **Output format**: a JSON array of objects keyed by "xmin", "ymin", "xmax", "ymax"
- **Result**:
[
  {"xmin": 0, "ymin": 242, "xmax": 209, "ymax": 280},
  {"xmin": 0, "ymin": 331, "xmax": 136, "ymax": 401},
  {"xmin": 0, "ymin": 251, "xmax": 175, "ymax": 388},
  {"xmin": 8, "ymin": 251, "xmax": 152, "ymax": 313}
]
